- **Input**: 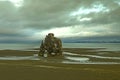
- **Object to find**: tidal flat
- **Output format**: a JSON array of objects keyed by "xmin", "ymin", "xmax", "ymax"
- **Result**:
[{"xmin": 0, "ymin": 48, "xmax": 120, "ymax": 80}]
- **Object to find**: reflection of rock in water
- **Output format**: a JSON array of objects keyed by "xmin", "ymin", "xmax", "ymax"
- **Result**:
[{"xmin": 39, "ymin": 33, "xmax": 62, "ymax": 57}]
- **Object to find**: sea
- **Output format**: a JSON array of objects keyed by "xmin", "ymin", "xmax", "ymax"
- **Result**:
[{"xmin": 0, "ymin": 43, "xmax": 120, "ymax": 51}]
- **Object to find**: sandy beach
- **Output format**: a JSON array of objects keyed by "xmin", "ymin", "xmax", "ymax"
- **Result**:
[{"xmin": 0, "ymin": 48, "xmax": 120, "ymax": 80}]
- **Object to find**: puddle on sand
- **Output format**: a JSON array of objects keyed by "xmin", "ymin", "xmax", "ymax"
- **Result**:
[
  {"xmin": 81, "ymin": 55, "xmax": 120, "ymax": 60},
  {"xmin": 63, "ymin": 52, "xmax": 80, "ymax": 56},
  {"xmin": 62, "ymin": 61, "xmax": 120, "ymax": 64},
  {"xmin": 0, "ymin": 52, "xmax": 120, "ymax": 64},
  {"xmin": 64, "ymin": 56, "xmax": 89, "ymax": 62},
  {"xmin": 0, "ymin": 55, "xmax": 40, "ymax": 60}
]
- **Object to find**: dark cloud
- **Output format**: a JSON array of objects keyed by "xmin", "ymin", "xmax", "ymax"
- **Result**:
[{"xmin": 1, "ymin": 0, "xmax": 120, "ymax": 28}]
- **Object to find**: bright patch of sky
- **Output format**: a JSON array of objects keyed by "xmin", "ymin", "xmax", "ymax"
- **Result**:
[
  {"xmin": 77, "ymin": 17, "xmax": 92, "ymax": 22},
  {"xmin": 70, "ymin": 3, "xmax": 110, "ymax": 16},
  {"xmin": 9, "ymin": 0, "xmax": 24, "ymax": 8},
  {"xmin": 114, "ymin": 0, "xmax": 120, "ymax": 5},
  {"xmin": 34, "ymin": 27, "xmax": 72, "ymax": 39},
  {"xmin": 0, "ymin": 0, "xmax": 24, "ymax": 8},
  {"xmin": 32, "ymin": 24, "xmax": 118, "ymax": 39}
]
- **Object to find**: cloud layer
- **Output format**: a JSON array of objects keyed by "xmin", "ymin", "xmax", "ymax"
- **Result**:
[{"xmin": 0, "ymin": 0, "xmax": 120, "ymax": 43}]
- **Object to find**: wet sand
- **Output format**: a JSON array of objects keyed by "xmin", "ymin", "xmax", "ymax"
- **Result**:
[{"xmin": 0, "ymin": 48, "xmax": 120, "ymax": 80}]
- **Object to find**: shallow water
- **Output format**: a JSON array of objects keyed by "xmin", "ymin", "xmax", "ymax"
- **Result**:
[
  {"xmin": 62, "ymin": 61, "xmax": 120, "ymax": 64},
  {"xmin": 0, "ymin": 43, "xmax": 120, "ymax": 51},
  {"xmin": 0, "ymin": 56, "xmax": 40, "ymax": 60},
  {"xmin": 64, "ymin": 56, "xmax": 89, "ymax": 62},
  {"xmin": 63, "ymin": 43, "xmax": 120, "ymax": 51},
  {"xmin": 81, "ymin": 55, "xmax": 120, "ymax": 59},
  {"xmin": 0, "ymin": 52, "xmax": 120, "ymax": 64}
]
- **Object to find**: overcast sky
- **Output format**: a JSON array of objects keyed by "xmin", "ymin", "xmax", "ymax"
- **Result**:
[{"xmin": 0, "ymin": 0, "xmax": 120, "ymax": 44}]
